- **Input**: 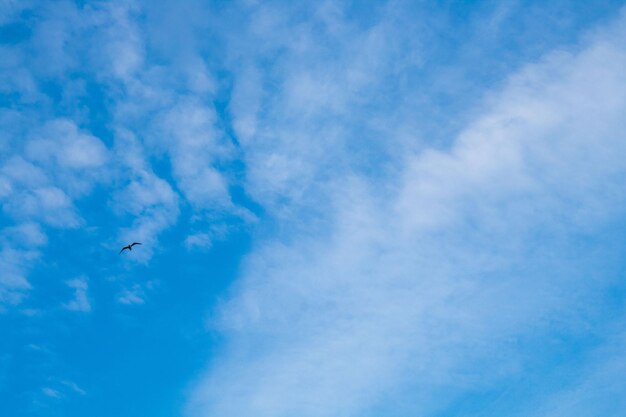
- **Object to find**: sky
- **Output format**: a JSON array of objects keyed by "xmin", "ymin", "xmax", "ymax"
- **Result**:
[{"xmin": 1, "ymin": 0, "xmax": 626, "ymax": 416}]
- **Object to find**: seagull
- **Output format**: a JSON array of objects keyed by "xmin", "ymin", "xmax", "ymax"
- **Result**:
[{"xmin": 119, "ymin": 242, "xmax": 142, "ymax": 254}]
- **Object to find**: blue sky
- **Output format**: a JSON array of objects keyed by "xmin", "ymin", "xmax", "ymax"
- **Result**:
[{"xmin": 1, "ymin": 1, "xmax": 626, "ymax": 416}]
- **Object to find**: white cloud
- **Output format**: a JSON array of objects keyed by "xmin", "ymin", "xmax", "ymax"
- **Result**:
[
  {"xmin": 77, "ymin": 4, "xmax": 250, "ymax": 262},
  {"xmin": 4, "ymin": 223, "xmax": 47, "ymax": 247},
  {"xmin": 27, "ymin": 120, "xmax": 109, "ymax": 170},
  {"xmin": 0, "ymin": 223, "xmax": 45, "ymax": 310},
  {"xmin": 224, "ymin": 1, "xmax": 424, "ymax": 217},
  {"xmin": 40, "ymin": 379, "xmax": 87, "ymax": 401},
  {"xmin": 184, "ymin": 233, "xmax": 213, "ymax": 250},
  {"xmin": 0, "ymin": 247, "xmax": 34, "ymax": 309},
  {"xmin": 150, "ymin": 98, "xmax": 234, "ymax": 210},
  {"xmin": 508, "ymin": 318, "xmax": 626, "ymax": 417},
  {"xmin": 0, "ymin": 3, "xmax": 167, "ymax": 307},
  {"xmin": 1, "ymin": 156, "xmax": 48, "ymax": 190},
  {"xmin": 185, "ymin": 223, "xmax": 232, "ymax": 251},
  {"xmin": 5, "ymin": 186, "xmax": 81, "ymax": 228},
  {"xmin": 0, "ymin": 116, "xmax": 114, "ymax": 307},
  {"xmin": 117, "ymin": 284, "xmax": 146, "ymax": 305},
  {"xmin": 188, "ymin": 10, "xmax": 626, "ymax": 417},
  {"xmin": 89, "ymin": 2, "xmax": 145, "ymax": 82},
  {"xmin": 25, "ymin": 119, "xmax": 111, "ymax": 198},
  {"xmin": 41, "ymin": 387, "xmax": 61, "ymax": 398},
  {"xmin": 113, "ymin": 169, "xmax": 180, "ymax": 263},
  {"xmin": 535, "ymin": 345, "xmax": 626, "ymax": 417},
  {"xmin": 64, "ymin": 277, "xmax": 91, "ymax": 313},
  {"xmin": 61, "ymin": 380, "xmax": 86, "ymax": 396}
]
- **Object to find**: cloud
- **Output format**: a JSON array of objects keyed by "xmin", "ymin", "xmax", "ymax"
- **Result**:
[
  {"xmin": 0, "ymin": 223, "xmax": 46, "ymax": 309},
  {"xmin": 0, "ymin": 247, "xmax": 35, "ymax": 309},
  {"xmin": 62, "ymin": 380, "xmax": 87, "ymax": 396},
  {"xmin": 63, "ymin": 277, "xmax": 91, "ymax": 313},
  {"xmin": 83, "ymin": 3, "xmax": 250, "ymax": 258},
  {"xmin": 117, "ymin": 284, "xmax": 146, "ymax": 305},
  {"xmin": 60, "ymin": 380, "xmax": 87, "ymax": 395},
  {"xmin": 41, "ymin": 387, "xmax": 61, "ymax": 399},
  {"xmin": 3, "ymin": 223, "xmax": 47, "ymax": 247},
  {"xmin": 532, "ymin": 335, "xmax": 626, "ymax": 417},
  {"xmin": 0, "ymin": 117, "xmax": 112, "ymax": 307},
  {"xmin": 27, "ymin": 119, "xmax": 109, "ymax": 173},
  {"xmin": 185, "ymin": 223, "xmax": 232, "ymax": 251},
  {"xmin": 151, "ymin": 98, "xmax": 234, "ymax": 210},
  {"xmin": 40, "ymin": 379, "xmax": 87, "ymax": 401},
  {"xmin": 113, "ymin": 170, "xmax": 180, "ymax": 263},
  {"xmin": 0, "ymin": 155, "xmax": 81, "ymax": 227},
  {"xmin": 188, "ymin": 8, "xmax": 626, "ymax": 417},
  {"xmin": 184, "ymin": 233, "xmax": 213, "ymax": 251},
  {"xmin": 0, "ymin": 0, "xmax": 624, "ymax": 414},
  {"xmin": 0, "ymin": 0, "xmax": 230, "ymax": 305},
  {"xmin": 503, "ymin": 314, "xmax": 626, "ymax": 417},
  {"xmin": 223, "ymin": 1, "xmax": 435, "ymax": 220}
]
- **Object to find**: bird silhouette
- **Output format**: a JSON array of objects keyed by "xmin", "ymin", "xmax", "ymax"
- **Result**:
[{"xmin": 119, "ymin": 242, "xmax": 142, "ymax": 254}]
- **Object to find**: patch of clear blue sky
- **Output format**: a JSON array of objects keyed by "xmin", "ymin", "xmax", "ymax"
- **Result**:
[{"xmin": 1, "ymin": 1, "xmax": 625, "ymax": 416}]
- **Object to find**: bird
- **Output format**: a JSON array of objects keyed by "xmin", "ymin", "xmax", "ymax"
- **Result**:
[{"xmin": 119, "ymin": 242, "xmax": 142, "ymax": 254}]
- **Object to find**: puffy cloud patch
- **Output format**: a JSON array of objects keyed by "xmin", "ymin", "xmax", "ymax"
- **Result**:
[{"xmin": 63, "ymin": 277, "xmax": 91, "ymax": 313}]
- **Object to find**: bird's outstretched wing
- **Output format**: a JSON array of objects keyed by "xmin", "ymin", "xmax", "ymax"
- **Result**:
[
  {"xmin": 130, "ymin": 242, "xmax": 142, "ymax": 248},
  {"xmin": 119, "ymin": 245, "xmax": 131, "ymax": 254}
]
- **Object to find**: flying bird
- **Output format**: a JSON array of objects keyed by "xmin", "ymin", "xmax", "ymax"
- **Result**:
[{"xmin": 119, "ymin": 242, "xmax": 142, "ymax": 254}]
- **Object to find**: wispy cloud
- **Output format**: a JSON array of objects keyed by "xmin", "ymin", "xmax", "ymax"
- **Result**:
[
  {"xmin": 0, "ymin": 247, "xmax": 34, "ymax": 309},
  {"xmin": 117, "ymin": 283, "xmax": 146, "ymax": 305},
  {"xmin": 184, "ymin": 233, "xmax": 213, "ymax": 251},
  {"xmin": 41, "ymin": 387, "xmax": 61, "ymax": 399},
  {"xmin": 59, "ymin": 380, "xmax": 87, "ymax": 397},
  {"xmin": 188, "ymin": 7, "xmax": 626, "ymax": 417},
  {"xmin": 0, "ymin": 223, "xmax": 45, "ymax": 308},
  {"xmin": 531, "ymin": 332, "xmax": 626, "ymax": 417},
  {"xmin": 41, "ymin": 379, "xmax": 87, "ymax": 401}
]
